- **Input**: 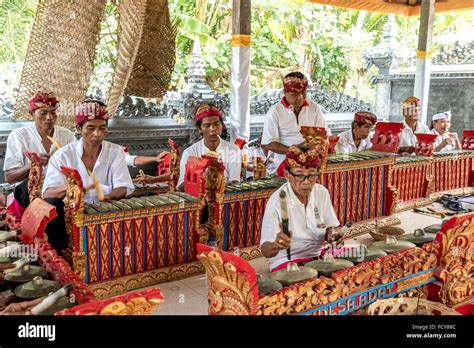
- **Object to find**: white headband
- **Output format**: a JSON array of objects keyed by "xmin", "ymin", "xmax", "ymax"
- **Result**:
[{"xmin": 432, "ymin": 111, "xmax": 451, "ymax": 121}]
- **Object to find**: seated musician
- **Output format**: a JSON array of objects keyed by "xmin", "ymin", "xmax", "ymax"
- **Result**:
[
  {"xmin": 260, "ymin": 141, "xmax": 341, "ymax": 272},
  {"xmin": 335, "ymin": 112, "xmax": 377, "ymax": 154},
  {"xmin": 3, "ymin": 92, "xmax": 76, "ymax": 209},
  {"xmin": 398, "ymin": 96, "xmax": 430, "ymax": 155},
  {"xmin": 430, "ymin": 111, "xmax": 461, "ymax": 152},
  {"xmin": 261, "ymin": 72, "xmax": 328, "ymax": 173},
  {"xmin": 41, "ymin": 100, "xmax": 134, "ymax": 254},
  {"xmin": 177, "ymin": 103, "xmax": 242, "ymax": 188}
]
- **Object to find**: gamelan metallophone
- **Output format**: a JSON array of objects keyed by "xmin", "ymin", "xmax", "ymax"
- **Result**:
[
  {"xmin": 387, "ymin": 155, "xmax": 433, "ymax": 213},
  {"xmin": 61, "ymin": 167, "xmax": 202, "ymax": 297},
  {"xmin": 219, "ymin": 178, "xmax": 287, "ymax": 252},
  {"xmin": 386, "ymin": 150, "xmax": 474, "ymax": 212},
  {"xmin": 323, "ymin": 151, "xmax": 395, "ymax": 225},
  {"xmin": 0, "ymin": 203, "xmax": 165, "ymax": 314},
  {"xmin": 431, "ymin": 150, "xmax": 474, "ymax": 197},
  {"xmin": 197, "ymin": 213, "xmax": 474, "ymax": 315}
]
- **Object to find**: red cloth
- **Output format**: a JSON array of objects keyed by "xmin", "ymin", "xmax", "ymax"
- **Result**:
[
  {"xmin": 195, "ymin": 104, "xmax": 222, "ymax": 123},
  {"xmin": 7, "ymin": 198, "xmax": 25, "ymax": 221},
  {"xmin": 283, "ymin": 76, "xmax": 308, "ymax": 93},
  {"xmin": 29, "ymin": 92, "xmax": 58, "ymax": 111},
  {"xmin": 276, "ymin": 161, "xmax": 286, "ymax": 177},
  {"xmin": 234, "ymin": 138, "xmax": 247, "ymax": 150},
  {"xmin": 354, "ymin": 111, "xmax": 377, "ymax": 126},
  {"xmin": 75, "ymin": 101, "xmax": 109, "ymax": 125}
]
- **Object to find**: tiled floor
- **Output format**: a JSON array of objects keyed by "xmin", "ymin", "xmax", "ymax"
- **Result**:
[
  {"xmin": 153, "ymin": 276, "xmax": 207, "ymax": 315},
  {"xmin": 153, "ymin": 257, "xmax": 271, "ymax": 315},
  {"xmin": 152, "ymin": 201, "xmax": 463, "ymax": 315}
]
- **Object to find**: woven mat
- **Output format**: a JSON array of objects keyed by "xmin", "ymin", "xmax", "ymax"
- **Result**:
[
  {"xmin": 14, "ymin": 0, "xmax": 107, "ymax": 129},
  {"xmin": 124, "ymin": 0, "xmax": 177, "ymax": 99},
  {"xmin": 107, "ymin": 0, "xmax": 177, "ymax": 116},
  {"xmin": 106, "ymin": 0, "xmax": 147, "ymax": 117}
]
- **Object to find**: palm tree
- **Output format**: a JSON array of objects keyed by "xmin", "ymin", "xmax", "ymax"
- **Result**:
[{"xmin": 0, "ymin": 0, "xmax": 37, "ymax": 64}]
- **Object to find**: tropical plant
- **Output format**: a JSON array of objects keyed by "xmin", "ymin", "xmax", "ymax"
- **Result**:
[{"xmin": 0, "ymin": 0, "xmax": 473, "ymax": 104}]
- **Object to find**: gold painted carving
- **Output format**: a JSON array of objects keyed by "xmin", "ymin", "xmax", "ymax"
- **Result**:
[
  {"xmin": 198, "ymin": 249, "xmax": 256, "ymax": 315},
  {"xmin": 198, "ymin": 243, "xmax": 438, "ymax": 315},
  {"xmin": 436, "ymin": 218, "xmax": 474, "ymax": 306},
  {"xmin": 367, "ymin": 298, "xmax": 460, "ymax": 315}
]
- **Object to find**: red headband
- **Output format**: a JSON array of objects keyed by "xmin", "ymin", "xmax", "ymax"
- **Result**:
[
  {"xmin": 75, "ymin": 101, "xmax": 109, "ymax": 125},
  {"xmin": 29, "ymin": 92, "xmax": 58, "ymax": 111},
  {"xmin": 283, "ymin": 75, "xmax": 308, "ymax": 93},
  {"xmin": 195, "ymin": 104, "xmax": 222, "ymax": 123},
  {"xmin": 354, "ymin": 111, "xmax": 377, "ymax": 126}
]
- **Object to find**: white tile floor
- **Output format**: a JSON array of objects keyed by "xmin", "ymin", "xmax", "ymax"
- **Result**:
[{"xmin": 152, "ymin": 202, "xmax": 461, "ymax": 315}]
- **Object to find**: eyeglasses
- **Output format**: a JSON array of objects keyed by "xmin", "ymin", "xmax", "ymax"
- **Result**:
[{"xmin": 288, "ymin": 170, "xmax": 319, "ymax": 182}]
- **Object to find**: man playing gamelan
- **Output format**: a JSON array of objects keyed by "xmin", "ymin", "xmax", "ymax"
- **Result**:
[
  {"xmin": 335, "ymin": 111, "xmax": 377, "ymax": 154},
  {"xmin": 260, "ymin": 134, "xmax": 341, "ymax": 272},
  {"xmin": 398, "ymin": 96, "xmax": 430, "ymax": 154},
  {"xmin": 177, "ymin": 103, "xmax": 242, "ymax": 188},
  {"xmin": 42, "ymin": 100, "xmax": 134, "ymax": 254},
  {"xmin": 261, "ymin": 72, "xmax": 328, "ymax": 173},
  {"xmin": 3, "ymin": 92, "xmax": 76, "ymax": 210}
]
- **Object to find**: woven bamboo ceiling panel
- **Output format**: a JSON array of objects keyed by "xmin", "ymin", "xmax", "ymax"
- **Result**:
[
  {"xmin": 107, "ymin": 0, "xmax": 177, "ymax": 116},
  {"xmin": 106, "ymin": 0, "xmax": 147, "ymax": 117},
  {"xmin": 124, "ymin": 0, "xmax": 177, "ymax": 99},
  {"xmin": 14, "ymin": 0, "xmax": 107, "ymax": 129}
]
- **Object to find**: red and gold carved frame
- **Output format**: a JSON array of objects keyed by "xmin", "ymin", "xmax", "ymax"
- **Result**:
[
  {"xmin": 197, "ymin": 214, "xmax": 473, "ymax": 315},
  {"xmin": 23, "ymin": 150, "xmax": 44, "ymax": 203}
]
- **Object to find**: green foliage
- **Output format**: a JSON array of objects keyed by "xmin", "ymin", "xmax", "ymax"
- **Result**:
[
  {"xmin": 1, "ymin": 0, "xmax": 473, "ymax": 103},
  {"xmin": 0, "ymin": 0, "xmax": 36, "ymax": 62}
]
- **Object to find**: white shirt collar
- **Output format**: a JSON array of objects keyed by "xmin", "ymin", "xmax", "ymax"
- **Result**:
[
  {"xmin": 403, "ymin": 120, "xmax": 422, "ymax": 133},
  {"xmin": 285, "ymin": 182, "xmax": 307, "ymax": 207},
  {"xmin": 75, "ymin": 138, "xmax": 104, "ymax": 170},
  {"xmin": 347, "ymin": 129, "xmax": 356, "ymax": 145},
  {"xmin": 201, "ymin": 136, "xmax": 223, "ymax": 152}
]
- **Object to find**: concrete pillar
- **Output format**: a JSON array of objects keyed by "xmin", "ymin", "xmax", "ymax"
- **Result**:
[
  {"xmin": 230, "ymin": 0, "xmax": 251, "ymax": 142},
  {"xmin": 414, "ymin": 0, "xmax": 436, "ymax": 125}
]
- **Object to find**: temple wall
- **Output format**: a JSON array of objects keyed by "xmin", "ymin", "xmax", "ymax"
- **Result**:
[
  {"xmin": 373, "ymin": 69, "xmax": 474, "ymax": 135},
  {"xmin": 0, "ymin": 112, "xmax": 356, "ymax": 182}
]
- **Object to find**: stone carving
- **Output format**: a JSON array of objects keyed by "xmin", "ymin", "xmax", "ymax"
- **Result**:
[
  {"xmin": 365, "ymin": 15, "xmax": 411, "ymax": 74},
  {"xmin": 432, "ymin": 41, "xmax": 474, "ymax": 66},
  {"xmin": 114, "ymin": 95, "xmax": 168, "ymax": 118}
]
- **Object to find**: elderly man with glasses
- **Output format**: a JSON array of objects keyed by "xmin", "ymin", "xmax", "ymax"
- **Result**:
[{"xmin": 259, "ymin": 134, "xmax": 340, "ymax": 272}]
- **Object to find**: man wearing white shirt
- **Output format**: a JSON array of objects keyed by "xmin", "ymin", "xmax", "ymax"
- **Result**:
[
  {"xmin": 398, "ymin": 96, "xmax": 430, "ymax": 154},
  {"xmin": 3, "ymin": 92, "xmax": 76, "ymax": 209},
  {"xmin": 42, "ymin": 100, "xmax": 134, "ymax": 254},
  {"xmin": 260, "ymin": 141, "xmax": 340, "ymax": 272},
  {"xmin": 261, "ymin": 72, "xmax": 327, "ymax": 172},
  {"xmin": 177, "ymin": 104, "xmax": 241, "ymax": 188},
  {"xmin": 335, "ymin": 112, "xmax": 377, "ymax": 154},
  {"xmin": 430, "ymin": 111, "xmax": 461, "ymax": 153}
]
